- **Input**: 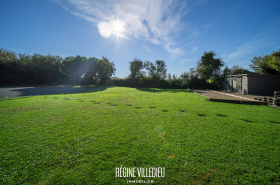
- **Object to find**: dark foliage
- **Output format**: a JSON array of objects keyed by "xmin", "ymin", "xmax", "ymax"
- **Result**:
[
  {"xmin": 0, "ymin": 48, "xmax": 69, "ymax": 85},
  {"xmin": 250, "ymin": 50, "xmax": 280, "ymax": 75},
  {"xmin": 0, "ymin": 48, "xmax": 114, "ymax": 86},
  {"xmin": 196, "ymin": 51, "xmax": 224, "ymax": 79}
]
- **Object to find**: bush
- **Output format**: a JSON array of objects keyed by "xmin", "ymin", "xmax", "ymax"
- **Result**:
[
  {"xmin": 105, "ymin": 78, "xmax": 115, "ymax": 86},
  {"xmin": 112, "ymin": 79, "xmax": 126, "ymax": 86},
  {"xmin": 207, "ymin": 76, "xmax": 222, "ymax": 90}
]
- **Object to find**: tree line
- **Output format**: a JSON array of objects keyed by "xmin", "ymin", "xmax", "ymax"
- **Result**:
[
  {"xmin": 1, "ymin": 47, "xmax": 279, "ymax": 89},
  {"xmin": 117, "ymin": 52, "xmax": 245, "ymax": 89},
  {"xmin": 113, "ymin": 51, "xmax": 225, "ymax": 89},
  {"xmin": 116, "ymin": 49, "xmax": 279, "ymax": 89},
  {"xmin": 0, "ymin": 48, "xmax": 66, "ymax": 85},
  {"xmin": 0, "ymin": 48, "xmax": 115, "ymax": 86},
  {"xmin": 60, "ymin": 55, "xmax": 116, "ymax": 86}
]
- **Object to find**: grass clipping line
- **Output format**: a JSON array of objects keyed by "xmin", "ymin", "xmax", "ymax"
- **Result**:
[
  {"xmin": 158, "ymin": 132, "xmax": 166, "ymax": 143},
  {"xmin": 189, "ymin": 166, "xmax": 221, "ymax": 185}
]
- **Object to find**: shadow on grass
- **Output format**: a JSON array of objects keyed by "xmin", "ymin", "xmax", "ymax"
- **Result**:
[
  {"xmin": 136, "ymin": 87, "xmax": 194, "ymax": 93},
  {"xmin": 240, "ymin": 119, "xmax": 253, "ymax": 123},
  {"xmin": 216, "ymin": 114, "xmax": 227, "ymax": 117},
  {"xmin": 0, "ymin": 86, "xmax": 107, "ymax": 100},
  {"xmin": 209, "ymin": 98, "xmax": 268, "ymax": 106},
  {"xmin": 270, "ymin": 121, "xmax": 280, "ymax": 124}
]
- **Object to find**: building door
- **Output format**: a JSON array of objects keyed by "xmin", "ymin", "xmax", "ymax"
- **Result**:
[
  {"xmin": 233, "ymin": 77, "xmax": 237, "ymax": 92},
  {"xmin": 236, "ymin": 77, "xmax": 242, "ymax": 93}
]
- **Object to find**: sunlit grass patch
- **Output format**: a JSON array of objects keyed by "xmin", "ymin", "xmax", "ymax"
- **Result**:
[{"xmin": 0, "ymin": 87, "xmax": 279, "ymax": 184}]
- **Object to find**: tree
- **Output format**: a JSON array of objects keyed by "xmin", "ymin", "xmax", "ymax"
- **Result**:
[
  {"xmin": 223, "ymin": 65, "xmax": 251, "ymax": 76},
  {"xmin": 102, "ymin": 56, "xmax": 116, "ymax": 77},
  {"xmin": 85, "ymin": 57, "xmax": 112, "ymax": 86},
  {"xmin": 267, "ymin": 50, "xmax": 280, "ymax": 73},
  {"xmin": 196, "ymin": 51, "xmax": 224, "ymax": 80},
  {"xmin": 144, "ymin": 60, "xmax": 167, "ymax": 79},
  {"xmin": 0, "ymin": 49, "xmax": 67, "ymax": 85},
  {"xmin": 60, "ymin": 55, "xmax": 87, "ymax": 85},
  {"xmin": 44, "ymin": 54, "xmax": 66, "ymax": 84},
  {"xmin": 129, "ymin": 58, "xmax": 144, "ymax": 79},
  {"xmin": 177, "ymin": 72, "xmax": 190, "ymax": 89},
  {"xmin": 250, "ymin": 50, "xmax": 280, "ymax": 75},
  {"xmin": 109, "ymin": 61, "xmax": 116, "ymax": 77},
  {"xmin": 186, "ymin": 67, "xmax": 204, "ymax": 89},
  {"xmin": 155, "ymin": 60, "xmax": 167, "ymax": 80},
  {"xmin": 166, "ymin": 73, "xmax": 179, "ymax": 88},
  {"xmin": 96, "ymin": 58, "xmax": 112, "ymax": 85},
  {"xmin": 223, "ymin": 66, "xmax": 231, "ymax": 76},
  {"xmin": 167, "ymin": 73, "xmax": 172, "ymax": 84},
  {"xmin": 85, "ymin": 57, "xmax": 98, "ymax": 85},
  {"xmin": 230, "ymin": 65, "xmax": 251, "ymax": 75},
  {"xmin": 0, "ymin": 48, "xmax": 19, "ymax": 84},
  {"xmin": 144, "ymin": 61, "xmax": 156, "ymax": 78},
  {"xmin": 144, "ymin": 60, "xmax": 167, "ymax": 87}
]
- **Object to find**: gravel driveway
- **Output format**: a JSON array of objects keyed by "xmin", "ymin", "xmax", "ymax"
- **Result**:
[{"xmin": 0, "ymin": 86, "xmax": 100, "ymax": 99}]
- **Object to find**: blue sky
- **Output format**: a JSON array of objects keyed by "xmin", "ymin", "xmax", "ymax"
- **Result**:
[{"xmin": 1, "ymin": 0, "xmax": 280, "ymax": 78}]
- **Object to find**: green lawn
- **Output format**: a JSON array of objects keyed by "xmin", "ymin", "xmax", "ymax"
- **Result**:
[{"xmin": 0, "ymin": 87, "xmax": 280, "ymax": 184}]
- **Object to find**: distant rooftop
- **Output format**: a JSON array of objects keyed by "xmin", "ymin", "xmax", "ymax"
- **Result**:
[{"xmin": 223, "ymin": 74, "xmax": 280, "ymax": 77}]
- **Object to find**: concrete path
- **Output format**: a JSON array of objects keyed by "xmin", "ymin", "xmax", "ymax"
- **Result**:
[
  {"xmin": 0, "ymin": 86, "xmax": 100, "ymax": 99},
  {"xmin": 193, "ymin": 90, "xmax": 268, "ymax": 105}
]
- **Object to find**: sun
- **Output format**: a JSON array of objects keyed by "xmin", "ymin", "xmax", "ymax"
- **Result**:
[
  {"xmin": 97, "ymin": 19, "xmax": 126, "ymax": 38},
  {"xmin": 112, "ymin": 21, "xmax": 122, "ymax": 32},
  {"xmin": 111, "ymin": 20, "xmax": 125, "ymax": 37}
]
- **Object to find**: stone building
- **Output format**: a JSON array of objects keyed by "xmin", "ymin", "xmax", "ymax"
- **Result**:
[{"xmin": 221, "ymin": 74, "xmax": 280, "ymax": 95}]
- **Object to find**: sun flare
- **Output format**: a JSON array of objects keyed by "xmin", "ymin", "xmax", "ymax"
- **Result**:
[
  {"xmin": 112, "ymin": 21, "xmax": 122, "ymax": 32},
  {"xmin": 111, "ymin": 20, "xmax": 125, "ymax": 37},
  {"xmin": 98, "ymin": 19, "xmax": 126, "ymax": 38}
]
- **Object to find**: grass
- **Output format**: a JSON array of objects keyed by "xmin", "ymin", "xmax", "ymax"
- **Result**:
[{"xmin": 0, "ymin": 87, "xmax": 280, "ymax": 184}]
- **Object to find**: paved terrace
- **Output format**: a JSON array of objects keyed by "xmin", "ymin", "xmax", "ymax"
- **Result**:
[{"xmin": 193, "ymin": 90, "xmax": 270, "ymax": 105}]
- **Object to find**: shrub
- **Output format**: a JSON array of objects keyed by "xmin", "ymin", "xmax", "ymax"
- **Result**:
[{"xmin": 105, "ymin": 78, "xmax": 115, "ymax": 86}]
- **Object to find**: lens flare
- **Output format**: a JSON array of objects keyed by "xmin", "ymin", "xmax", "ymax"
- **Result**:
[
  {"xmin": 155, "ymin": 125, "xmax": 163, "ymax": 133},
  {"xmin": 167, "ymin": 154, "xmax": 175, "ymax": 159},
  {"xmin": 163, "ymin": 142, "xmax": 170, "ymax": 147},
  {"xmin": 111, "ymin": 20, "xmax": 125, "ymax": 37},
  {"xmin": 97, "ymin": 19, "xmax": 126, "ymax": 38}
]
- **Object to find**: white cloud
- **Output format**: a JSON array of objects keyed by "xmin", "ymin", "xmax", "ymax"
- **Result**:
[
  {"xmin": 142, "ymin": 46, "xmax": 153, "ymax": 53},
  {"xmin": 224, "ymin": 16, "xmax": 280, "ymax": 64},
  {"xmin": 98, "ymin": 20, "xmax": 127, "ymax": 38},
  {"xmin": 53, "ymin": 0, "xmax": 206, "ymax": 56},
  {"xmin": 188, "ymin": 28, "xmax": 199, "ymax": 39},
  {"xmin": 98, "ymin": 22, "xmax": 112, "ymax": 38},
  {"xmin": 201, "ymin": 21, "xmax": 215, "ymax": 33},
  {"xmin": 186, "ymin": 46, "xmax": 198, "ymax": 55},
  {"xmin": 225, "ymin": 38, "xmax": 268, "ymax": 62},
  {"xmin": 116, "ymin": 46, "xmax": 121, "ymax": 49},
  {"xmin": 179, "ymin": 58, "xmax": 196, "ymax": 64},
  {"xmin": 164, "ymin": 44, "xmax": 183, "ymax": 58}
]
